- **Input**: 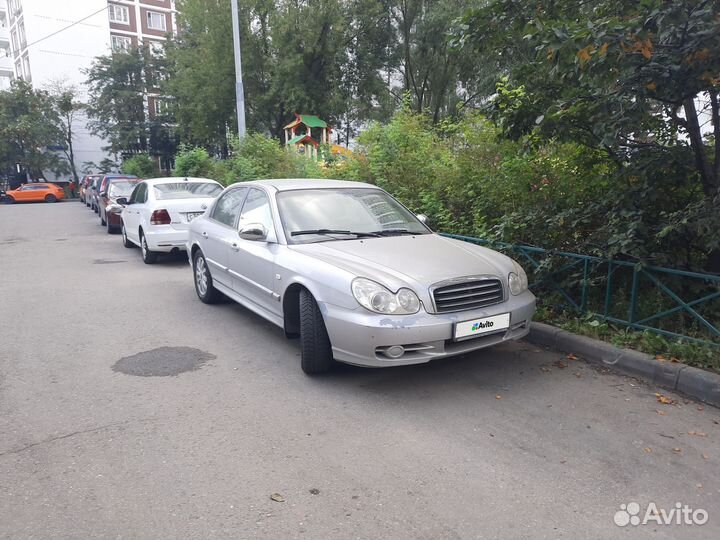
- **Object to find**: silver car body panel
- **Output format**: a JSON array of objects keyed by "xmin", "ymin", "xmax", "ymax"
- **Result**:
[{"xmin": 188, "ymin": 179, "xmax": 536, "ymax": 367}]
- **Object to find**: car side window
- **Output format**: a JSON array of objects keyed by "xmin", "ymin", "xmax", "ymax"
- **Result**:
[
  {"xmin": 211, "ymin": 188, "xmax": 247, "ymax": 227},
  {"xmin": 129, "ymin": 183, "xmax": 145, "ymax": 204},
  {"xmin": 238, "ymin": 188, "xmax": 273, "ymax": 231}
]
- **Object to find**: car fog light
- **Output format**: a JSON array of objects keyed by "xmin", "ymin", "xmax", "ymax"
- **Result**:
[{"xmin": 386, "ymin": 345, "xmax": 405, "ymax": 359}]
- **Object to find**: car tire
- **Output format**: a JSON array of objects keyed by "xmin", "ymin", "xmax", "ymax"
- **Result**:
[
  {"xmin": 299, "ymin": 289, "xmax": 334, "ymax": 374},
  {"xmin": 121, "ymin": 223, "xmax": 134, "ymax": 248},
  {"xmin": 140, "ymin": 231, "xmax": 158, "ymax": 264},
  {"xmin": 193, "ymin": 250, "xmax": 222, "ymax": 304},
  {"xmin": 45, "ymin": 194, "xmax": 57, "ymax": 203},
  {"xmin": 106, "ymin": 219, "xmax": 115, "ymax": 234},
  {"xmin": 3, "ymin": 195, "xmax": 14, "ymax": 204}
]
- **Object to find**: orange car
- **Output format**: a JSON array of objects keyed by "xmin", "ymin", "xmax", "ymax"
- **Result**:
[{"xmin": 4, "ymin": 183, "xmax": 65, "ymax": 204}]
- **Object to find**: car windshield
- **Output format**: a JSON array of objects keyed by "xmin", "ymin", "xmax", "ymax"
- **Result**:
[
  {"xmin": 153, "ymin": 182, "xmax": 222, "ymax": 200},
  {"xmin": 277, "ymin": 188, "xmax": 429, "ymax": 244},
  {"xmin": 108, "ymin": 181, "xmax": 137, "ymax": 198}
]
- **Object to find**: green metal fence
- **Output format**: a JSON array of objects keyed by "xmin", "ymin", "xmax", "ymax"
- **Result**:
[{"xmin": 441, "ymin": 233, "xmax": 720, "ymax": 347}]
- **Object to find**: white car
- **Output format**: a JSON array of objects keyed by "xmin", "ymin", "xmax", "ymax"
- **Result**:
[{"xmin": 115, "ymin": 177, "xmax": 223, "ymax": 264}]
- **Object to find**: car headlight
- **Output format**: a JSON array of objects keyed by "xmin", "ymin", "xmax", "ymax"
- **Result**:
[
  {"xmin": 508, "ymin": 261, "xmax": 529, "ymax": 295},
  {"xmin": 351, "ymin": 278, "xmax": 420, "ymax": 314}
]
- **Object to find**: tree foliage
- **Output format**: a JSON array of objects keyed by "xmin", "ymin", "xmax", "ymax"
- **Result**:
[{"xmin": 0, "ymin": 80, "xmax": 66, "ymax": 180}]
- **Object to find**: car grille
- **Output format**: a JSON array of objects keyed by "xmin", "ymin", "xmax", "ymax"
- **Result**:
[{"xmin": 432, "ymin": 278, "xmax": 504, "ymax": 313}]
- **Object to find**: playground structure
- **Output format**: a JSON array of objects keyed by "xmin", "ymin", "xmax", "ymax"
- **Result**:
[{"xmin": 283, "ymin": 113, "xmax": 350, "ymax": 160}]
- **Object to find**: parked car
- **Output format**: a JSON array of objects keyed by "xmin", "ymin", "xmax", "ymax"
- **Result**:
[
  {"xmin": 98, "ymin": 177, "xmax": 140, "ymax": 233},
  {"xmin": 117, "ymin": 177, "xmax": 223, "ymax": 264},
  {"xmin": 89, "ymin": 174, "xmax": 136, "ymax": 213},
  {"xmin": 80, "ymin": 174, "xmax": 102, "ymax": 206},
  {"xmin": 187, "ymin": 179, "xmax": 536, "ymax": 374},
  {"xmin": 3, "ymin": 182, "xmax": 65, "ymax": 204}
]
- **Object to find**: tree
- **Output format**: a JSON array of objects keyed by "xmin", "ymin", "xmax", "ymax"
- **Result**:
[
  {"xmin": 0, "ymin": 80, "xmax": 67, "ymax": 180},
  {"xmin": 121, "ymin": 154, "xmax": 158, "ymax": 177},
  {"xmin": 46, "ymin": 81, "xmax": 85, "ymax": 182},
  {"xmin": 455, "ymin": 0, "xmax": 720, "ymax": 270}
]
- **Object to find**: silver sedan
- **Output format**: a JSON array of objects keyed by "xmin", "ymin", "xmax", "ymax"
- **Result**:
[{"xmin": 187, "ymin": 179, "xmax": 536, "ymax": 374}]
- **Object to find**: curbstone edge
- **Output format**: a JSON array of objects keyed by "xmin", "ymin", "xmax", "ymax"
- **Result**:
[{"xmin": 526, "ymin": 321, "xmax": 720, "ymax": 408}]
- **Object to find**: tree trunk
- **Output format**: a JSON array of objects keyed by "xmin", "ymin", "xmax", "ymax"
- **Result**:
[{"xmin": 683, "ymin": 97, "xmax": 717, "ymax": 196}]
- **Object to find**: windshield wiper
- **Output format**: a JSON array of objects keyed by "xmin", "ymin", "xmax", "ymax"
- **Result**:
[
  {"xmin": 370, "ymin": 228, "xmax": 418, "ymax": 236},
  {"xmin": 291, "ymin": 229, "xmax": 381, "ymax": 238}
]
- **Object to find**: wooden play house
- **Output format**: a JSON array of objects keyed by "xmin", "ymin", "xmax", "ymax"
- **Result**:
[{"xmin": 284, "ymin": 113, "xmax": 332, "ymax": 160}]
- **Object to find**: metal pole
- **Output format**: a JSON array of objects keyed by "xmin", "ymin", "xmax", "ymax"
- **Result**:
[{"xmin": 230, "ymin": 0, "xmax": 246, "ymax": 138}]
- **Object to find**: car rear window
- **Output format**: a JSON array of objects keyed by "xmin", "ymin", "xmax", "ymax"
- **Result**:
[
  {"xmin": 108, "ymin": 181, "xmax": 138, "ymax": 198},
  {"xmin": 153, "ymin": 182, "xmax": 222, "ymax": 200}
]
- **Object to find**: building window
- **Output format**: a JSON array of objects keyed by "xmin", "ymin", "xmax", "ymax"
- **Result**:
[
  {"xmin": 146, "ymin": 11, "xmax": 167, "ymax": 31},
  {"xmin": 153, "ymin": 99, "xmax": 166, "ymax": 115},
  {"xmin": 111, "ymin": 35, "xmax": 132, "ymax": 52},
  {"xmin": 22, "ymin": 56, "xmax": 30, "ymax": 81},
  {"xmin": 148, "ymin": 40, "xmax": 164, "ymax": 57},
  {"xmin": 108, "ymin": 4, "xmax": 130, "ymax": 25},
  {"xmin": 14, "ymin": 59, "xmax": 21, "ymax": 79},
  {"xmin": 11, "ymin": 29, "xmax": 19, "ymax": 53},
  {"xmin": 18, "ymin": 23, "xmax": 26, "ymax": 48}
]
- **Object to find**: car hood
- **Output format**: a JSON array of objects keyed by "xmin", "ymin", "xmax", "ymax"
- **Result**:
[{"xmin": 289, "ymin": 233, "xmax": 513, "ymax": 292}]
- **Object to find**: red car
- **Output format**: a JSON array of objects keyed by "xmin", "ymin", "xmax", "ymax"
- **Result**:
[{"xmin": 98, "ymin": 177, "xmax": 140, "ymax": 233}]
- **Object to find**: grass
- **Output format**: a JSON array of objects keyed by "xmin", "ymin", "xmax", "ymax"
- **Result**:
[{"xmin": 534, "ymin": 307, "xmax": 720, "ymax": 374}]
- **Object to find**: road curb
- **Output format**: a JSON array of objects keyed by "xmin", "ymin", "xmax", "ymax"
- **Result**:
[{"xmin": 525, "ymin": 322, "xmax": 720, "ymax": 408}]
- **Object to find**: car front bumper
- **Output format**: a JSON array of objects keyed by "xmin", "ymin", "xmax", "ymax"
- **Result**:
[
  {"xmin": 144, "ymin": 227, "xmax": 189, "ymax": 253},
  {"xmin": 321, "ymin": 291, "xmax": 536, "ymax": 367}
]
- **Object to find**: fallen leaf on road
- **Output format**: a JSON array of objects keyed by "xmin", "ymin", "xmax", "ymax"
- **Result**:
[
  {"xmin": 567, "ymin": 353, "xmax": 578, "ymax": 360},
  {"xmin": 672, "ymin": 448, "xmax": 682, "ymax": 454},
  {"xmin": 670, "ymin": 357, "xmax": 680, "ymax": 363},
  {"xmin": 553, "ymin": 360, "xmax": 567, "ymax": 369},
  {"xmin": 688, "ymin": 431, "xmax": 707, "ymax": 437},
  {"xmin": 655, "ymin": 393, "xmax": 675, "ymax": 405},
  {"xmin": 697, "ymin": 405, "xmax": 704, "ymax": 411},
  {"xmin": 655, "ymin": 409, "xmax": 666, "ymax": 416},
  {"xmin": 540, "ymin": 366, "xmax": 551, "ymax": 372},
  {"xmin": 697, "ymin": 483, "xmax": 703, "ymax": 489},
  {"xmin": 309, "ymin": 488, "xmax": 320, "ymax": 495},
  {"xmin": 270, "ymin": 493, "xmax": 285, "ymax": 502},
  {"xmin": 644, "ymin": 447, "xmax": 652, "ymax": 453},
  {"xmin": 574, "ymin": 372, "xmax": 582, "ymax": 378},
  {"xmin": 702, "ymin": 453, "xmax": 709, "ymax": 460},
  {"xmin": 495, "ymin": 395, "xmax": 502, "ymax": 400},
  {"xmin": 655, "ymin": 354, "xmax": 666, "ymax": 361}
]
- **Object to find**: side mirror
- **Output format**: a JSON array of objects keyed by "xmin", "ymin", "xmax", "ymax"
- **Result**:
[
  {"xmin": 116, "ymin": 197, "xmax": 128, "ymax": 206},
  {"xmin": 416, "ymin": 213, "xmax": 430, "ymax": 226},
  {"xmin": 238, "ymin": 223, "xmax": 268, "ymax": 242}
]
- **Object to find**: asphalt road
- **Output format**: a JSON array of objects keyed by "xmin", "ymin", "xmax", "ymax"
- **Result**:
[{"xmin": 1, "ymin": 201, "xmax": 718, "ymax": 540}]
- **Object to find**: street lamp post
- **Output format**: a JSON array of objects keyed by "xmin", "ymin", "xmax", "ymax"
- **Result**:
[{"xmin": 230, "ymin": 0, "xmax": 247, "ymax": 139}]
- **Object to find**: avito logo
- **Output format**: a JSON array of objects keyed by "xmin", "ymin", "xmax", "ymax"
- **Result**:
[{"xmin": 472, "ymin": 321, "xmax": 493, "ymax": 332}]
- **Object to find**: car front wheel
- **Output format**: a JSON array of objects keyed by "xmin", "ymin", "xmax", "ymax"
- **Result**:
[
  {"xmin": 299, "ymin": 289, "xmax": 334, "ymax": 374},
  {"xmin": 45, "ymin": 194, "xmax": 57, "ymax": 203},
  {"xmin": 193, "ymin": 251, "xmax": 222, "ymax": 304}
]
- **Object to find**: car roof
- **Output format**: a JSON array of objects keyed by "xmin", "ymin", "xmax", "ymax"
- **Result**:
[
  {"xmin": 141, "ymin": 177, "xmax": 221, "ymax": 185},
  {"xmin": 242, "ymin": 178, "xmax": 378, "ymax": 192}
]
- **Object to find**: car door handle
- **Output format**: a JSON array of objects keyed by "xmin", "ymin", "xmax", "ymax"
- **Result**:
[
  {"xmin": 230, "ymin": 243, "xmax": 240, "ymax": 252},
  {"xmin": 201, "ymin": 232, "xmax": 208, "ymax": 238}
]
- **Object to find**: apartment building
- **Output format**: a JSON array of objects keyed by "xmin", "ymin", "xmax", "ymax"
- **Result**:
[
  {"xmin": 2, "ymin": 0, "xmax": 177, "ymax": 177},
  {"xmin": 0, "ymin": 3, "xmax": 13, "ymax": 90}
]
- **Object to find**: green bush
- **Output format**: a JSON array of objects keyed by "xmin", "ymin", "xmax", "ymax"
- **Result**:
[
  {"xmin": 173, "ymin": 146, "xmax": 215, "ymax": 178},
  {"xmin": 121, "ymin": 154, "xmax": 158, "ymax": 178}
]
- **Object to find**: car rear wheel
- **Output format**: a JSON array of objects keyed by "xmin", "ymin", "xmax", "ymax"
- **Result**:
[
  {"xmin": 140, "ymin": 231, "xmax": 158, "ymax": 264},
  {"xmin": 121, "ymin": 223, "xmax": 134, "ymax": 248},
  {"xmin": 45, "ymin": 194, "xmax": 57, "ymax": 203},
  {"xmin": 193, "ymin": 251, "xmax": 222, "ymax": 304},
  {"xmin": 299, "ymin": 289, "xmax": 334, "ymax": 374},
  {"xmin": 106, "ymin": 219, "xmax": 116, "ymax": 234}
]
